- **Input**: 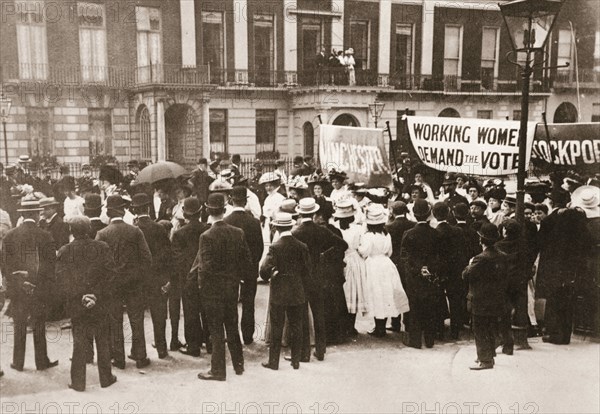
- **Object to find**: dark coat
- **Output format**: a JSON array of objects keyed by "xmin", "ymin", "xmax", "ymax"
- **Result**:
[
  {"xmin": 95, "ymin": 219, "xmax": 152, "ymax": 293},
  {"xmin": 400, "ymin": 222, "xmax": 442, "ymax": 299},
  {"xmin": 135, "ymin": 216, "xmax": 173, "ymax": 292},
  {"xmin": 56, "ymin": 238, "xmax": 116, "ymax": 320},
  {"xmin": 149, "ymin": 198, "xmax": 175, "ymax": 222},
  {"xmin": 195, "ymin": 221, "xmax": 253, "ymax": 300},
  {"xmin": 436, "ymin": 222, "xmax": 468, "ymax": 287},
  {"xmin": 462, "ymin": 245, "xmax": 508, "ymax": 316},
  {"xmin": 292, "ymin": 220, "xmax": 348, "ymax": 292},
  {"xmin": 456, "ymin": 221, "xmax": 482, "ymax": 261},
  {"xmin": 89, "ymin": 217, "xmax": 106, "ymax": 239},
  {"xmin": 386, "ymin": 216, "xmax": 416, "ymax": 269},
  {"xmin": 224, "ymin": 210, "xmax": 264, "ymax": 265},
  {"xmin": 495, "ymin": 237, "xmax": 529, "ymax": 294},
  {"xmin": 39, "ymin": 214, "xmax": 70, "ymax": 250},
  {"xmin": 260, "ymin": 235, "xmax": 310, "ymax": 306},
  {"xmin": 190, "ymin": 169, "xmax": 214, "ymax": 204},
  {"xmin": 171, "ymin": 219, "xmax": 211, "ymax": 286},
  {"xmin": 1, "ymin": 221, "xmax": 56, "ymax": 317}
]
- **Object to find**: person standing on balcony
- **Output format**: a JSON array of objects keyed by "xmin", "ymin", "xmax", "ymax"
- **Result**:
[
  {"xmin": 315, "ymin": 47, "xmax": 327, "ymax": 85},
  {"xmin": 337, "ymin": 51, "xmax": 347, "ymax": 85},
  {"xmin": 345, "ymin": 49, "xmax": 356, "ymax": 86},
  {"xmin": 328, "ymin": 48, "xmax": 339, "ymax": 85}
]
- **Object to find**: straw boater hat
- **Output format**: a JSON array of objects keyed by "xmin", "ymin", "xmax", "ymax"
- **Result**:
[
  {"xmin": 18, "ymin": 195, "xmax": 43, "ymax": 212},
  {"xmin": 258, "ymin": 172, "xmax": 281, "ymax": 186},
  {"xmin": 569, "ymin": 185, "xmax": 600, "ymax": 219},
  {"xmin": 296, "ymin": 198, "xmax": 320, "ymax": 215},
  {"xmin": 333, "ymin": 199, "xmax": 355, "ymax": 219},
  {"xmin": 272, "ymin": 212, "xmax": 294, "ymax": 228},
  {"xmin": 39, "ymin": 197, "xmax": 60, "ymax": 208},
  {"xmin": 279, "ymin": 199, "xmax": 299, "ymax": 218},
  {"xmin": 365, "ymin": 203, "xmax": 387, "ymax": 225},
  {"xmin": 18, "ymin": 155, "xmax": 31, "ymax": 164}
]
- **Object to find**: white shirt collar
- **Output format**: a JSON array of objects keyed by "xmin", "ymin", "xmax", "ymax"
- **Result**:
[
  {"xmin": 207, "ymin": 216, "xmax": 223, "ymax": 225},
  {"xmin": 232, "ymin": 207, "xmax": 246, "ymax": 212},
  {"xmin": 137, "ymin": 214, "xmax": 150, "ymax": 219},
  {"xmin": 23, "ymin": 218, "xmax": 36, "ymax": 224},
  {"xmin": 279, "ymin": 231, "xmax": 292, "ymax": 237},
  {"xmin": 456, "ymin": 220, "xmax": 467, "ymax": 224},
  {"xmin": 46, "ymin": 213, "xmax": 58, "ymax": 223},
  {"xmin": 111, "ymin": 217, "xmax": 124, "ymax": 223},
  {"xmin": 90, "ymin": 217, "xmax": 102, "ymax": 222},
  {"xmin": 300, "ymin": 218, "xmax": 312, "ymax": 223}
]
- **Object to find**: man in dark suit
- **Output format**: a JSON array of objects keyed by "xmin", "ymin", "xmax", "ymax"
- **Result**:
[
  {"xmin": 385, "ymin": 201, "xmax": 416, "ymax": 332},
  {"xmin": 441, "ymin": 174, "xmax": 469, "ymax": 224},
  {"xmin": 131, "ymin": 193, "xmax": 173, "ymax": 359},
  {"xmin": 195, "ymin": 193, "xmax": 252, "ymax": 381},
  {"xmin": 39, "ymin": 197, "xmax": 70, "ymax": 249},
  {"xmin": 260, "ymin": 212, "xmax": 311, "ymax": 370},
  {"xmin": 433, "ymin": 202, "xmax": 468, "ymax": 340},
  {"xmin": 190, "ymin": 158, "xmax": 214, "ymax": 205},
  {"xmin": 96, "ymin": 195, "xmax": 152, "ymax": 369},
  {"xmin": 453, "ymin": 203, "xmax": 481, "ymax": 260},
  {"xmin": 292, "ymin": 198, "xmax": 348, "ymax": 362},
  {"xmin": 462, "ymin": 223, "xmax": 508, "ymax": 370},
  {"xmin": 400, "ymin": 199, "xmax": 442, "ymax": 349},
  {"xmin": 57, "ymin": 216, "xmax": 117, "ymax": 391},
  {"xmin": 172, "ymin": 198, "xmax": 211, "ymax": 356},
  {"xmin": 150, "ymin": 187, "xmax": 174, "ymax": 222},
  {"xmin": 83, "ymin": 194, "xmax": 106, "ymax": 239},
  {"xmin": 224, "ymin": 186, "xmax": 264, "ymax": 345},
  {"xmin": 1, "ymin": 198, "xmax": 58, "ymax": 371}
]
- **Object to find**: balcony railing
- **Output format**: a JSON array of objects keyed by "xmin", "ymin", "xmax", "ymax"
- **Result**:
[
  {"xmin": 389, "ymin": 74, "xmax": 550, "ymax": 93},
  {"xmin": 552, "ymin": 69, "xmax": 600, "ymax": 88},
  {"xmin": 297, "ymin": 67, "xmax": 379, "ymax": 87}
]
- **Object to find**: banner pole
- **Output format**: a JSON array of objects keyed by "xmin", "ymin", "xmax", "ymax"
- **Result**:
[{"xmin": 386, "ymin": 121, "xmax": 399, "ymax": 181}]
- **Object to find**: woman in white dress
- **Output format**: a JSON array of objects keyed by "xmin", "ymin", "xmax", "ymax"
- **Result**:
[
  {"xmin": 358, "ymin": 203, "xmax": 410, "ymax": 337},
  {"xmin": 333, "ymin": 199, "xmax": 367, "ymax": 336}
]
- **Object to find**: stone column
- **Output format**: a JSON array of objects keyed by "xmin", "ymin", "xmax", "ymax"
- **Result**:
[
  {"xmin": 234, "ymin": 0, "xmax": 249, "ymax": 84},
  {"xmin": 180, "ymin": 0, "xmax": 196, "ymax": 67},
  {"xmin": 421, "ymin": 0, "xmax": 435, "ymax": 76},
  {"xmin": 378, "ymin": 0, "xmax": 392, "ymax": 86},
  {"xmin": 156, "ymin": 100, "xmax": 166, "ymax": 162},
  {"xmin": 331, "ymin": 0, "xmax": 344, "ymax": 52},
  {"xmin": 201, "ymin": 95, "xmax": 211, "ymax": 159},
  {"xmin": 283, "ymin": 0, "xmax": 298, "ymax": 85},
  {"xmin": 287, "ymin": 110, "xmax": 295, "ymax": 158}
]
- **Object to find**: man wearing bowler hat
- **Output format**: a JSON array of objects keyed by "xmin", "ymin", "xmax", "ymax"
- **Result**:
[
  {"xmin": 57, "ymin": 216, "xmax": 117, "ymax": 391},
  {"xmin": 195, "ymin": 193, "xmax": 252, "ymax": 381},
  {"xmin": 95, "ymin": 195, "xmax": 152, "ymax": 369},
  {"xmin": 260, "ymin": 212, "xmax": 311, "ymax": 370},
  {"xmin": 462, "ymin": 223, "xmax": 507, "ymax": 370},
  {"xmin": 83, "ymin": 194, "xmax": 106, "ymax": 239},
  {"xmin": 1, "ymin": 197, "xmax": 59, "ymax": 372},
  {"xmin": 39, "ymin": 197, "xmax": 70, "ymax": 250},
  {"xmin": 292, "ymin": 197, "xmax": 348, "ymax": 362},
  {"xmin": 224, "ymin": 186, "xmax": 264, "ymax": 345},
  {"xmin": 130, "ymin": 193, "xmax": 173, "ymax": 359},
  {"xmin": 172, "ymin": 197, "xmax": 211, "ymax": 356}
]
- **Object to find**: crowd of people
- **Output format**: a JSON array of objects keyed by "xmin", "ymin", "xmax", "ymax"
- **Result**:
[
  {"xmin": 315, "ymin": 47, "xmax": 357, "ymax": 86},
  {"xmin": 0, "ymin": 152, "xmax": 598, "ymax": 389}
]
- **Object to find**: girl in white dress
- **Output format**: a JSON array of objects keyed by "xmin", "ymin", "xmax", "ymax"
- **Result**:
[
  {"xmin": 358, "ymin": 203, "xmax": 410, "ymax": 337},
  {"xmin": 333, "ymin": 199, "xmax": 367, "ymax": 336}
]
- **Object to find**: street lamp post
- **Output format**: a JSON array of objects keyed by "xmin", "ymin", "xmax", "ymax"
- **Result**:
[
  {"xmin": 368, "ymin": 100, "xmax": 385, "ymax": 128},
  {"xmin": 499, "ymin": 0, "xmax": 563, "ymax": 224},
  {"xmin": 0, "ymin": 93, "xmax": 12, "ymax": 165}
]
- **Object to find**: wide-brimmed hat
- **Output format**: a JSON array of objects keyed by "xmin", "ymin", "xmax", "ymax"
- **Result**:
[
  {"xmin": 209, "ymin": 179, "xmax": 233, "ymax": 193},
  {"xmin": 272, "ymin": 212, "xmax": 294, "ymax": 228},
  {"xmin": 205, "ymin": 193, "xmax": 226, "ymax": 210},
  {"xmin": 329, "ymin": 169, "xmax": 347, "ymax": 183},
  {"xmin": 99, "ymin": 165, "xmax": 122, "ymax": 185},
  {"xmin": 390, "ymin": 201, "xmax": 409, "ymax": 216},
  {"xmin": 570, "ymin": 185, "xmax": 600, "ymax": 219},
  {"xmin": 345, "ymin": 48, "xmax": 354, "ymax": 55},
  {"xmin": 296, "ymin": 197, "xmax": 320, "ymax": 215},
  {"xmin": 106, "ymin": 195, "xmax": 127, "ymax": 211},
  {"xmin": 365, "ymin": 203, "xmax": 387, "ymax": 225},
  {"xmin": 412, "ymin": 199, "xmax": 431, "ymax": 218},
  {"xmin": 83, "ymin": 194, "xmax": 102, "ymax": 212},
  {"xmin": 503, "ymin": 194, "xmax": 517, "ymax": 206},
  {"xmin": 485, "ymin": 187, "xmax": 507, "ymax": 202},
  {"xmin": 130, "ymin": 193, "xmax": 151, "ymax": 208},
  {"xmin": 478, "ymin": 223, "xmax": 500, "ymax": 243},
  {"xmin": 17, "ymin": 196, "xmax": 43, "ymax": 212},
  {"xmin": 18, "ymin": 155, "xmax": 31, "ymax": 163},
  {"xmin": 259, "ymin": 172, "xmax": 281, "ymax": 186},
  {"xmin": 39, "ymin": 197, "xmax": 60, "ymax": 208},
  {"xmin": 183, "ymin": 197, "xmax": 202, "ymax": 217},
  {"xmin": 287, "ymin": 176, "xmax": 309, "ymax": 190},
  {"xmin": 333, "ymin": 199, "xmax": 355, "ymax": 218},
  {"xmin": 279, "ymin": 199, "xmax": 299, "ymax": 217}
]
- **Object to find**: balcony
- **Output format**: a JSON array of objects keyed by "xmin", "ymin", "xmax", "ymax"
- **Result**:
[
  {"xmin": 388, "ymin": 74, "xmax": 550, "ymax": 94},
  {"xmin": 0, "ymin": 63, "xmax": 210, "ymax": 88},
  {"xmin": 297, "ymin": 67, "xmax": 380, "ymax": 87},
  {"xmin": 551, "ymin": 69, "xmax": 600, "ymax": 89}
]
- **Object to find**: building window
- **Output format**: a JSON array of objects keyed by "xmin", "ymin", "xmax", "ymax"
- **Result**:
[
  {"xmin": 254, "ymin": 14, "xmax": 275, "ymax": 86},
  {"xmin": 513, "ymin": 110, "xmax": 521, "ymax": 121},
  {"xmin": 557, "ymin": 29, "xmax": 573, "ymax": 72},
  {"xmin": 394, "ymin": 24, "xmax": 414, "ymax": 84},
  {"xmin": 183, "ymin": 108, "xmax": 196, "ymax": 163},
  {"xmin": 209, "ymin": 109, "xmax": 227, "ymax": 156},
  {"xmin": 138, "ymin": 106, "xmax": 152, "ymax": 160},
  {"xmin": 300, "ymin": 17, "xmax": 323, "ymax": 81},
  {"xmin": 136, "ymin": 6, "xmax": 162, "ymax": 83},
  {"xmin": 481, "ymin": 27, "xmax": 499, "ymax": 90},
  {"xmin": 256, "ymin": 110, "xmax": 277, "ymax": 154},
  {"xmin": 553, "ymin": 102, "xmax": 578, "ymax": 123},
  {"xmin": 88, "ymin": 109, "xmax": 112, "ymax": 156},
  {"xmin": 78, "ymin": 2, "xmax": 107, "ymax": 82},
  {"xmin": 303, "ymin": 122, "xmax": 314, "ymax": 157},
  {"xmin": 444, "ymin": 25, "xmax": 463, "ymax": 77},
  {"xmin": 16, "ymin": 0, "xmax": 48, "ymax": 80},
  {"xmin": 477, "ymin": 110, "xmax": 493, "ymax": 119},
  {"xmin": 438, "ymin": 108, "xmax": 461, "ymax": 118},
  {"xmin": 203, "ymin": 11, "xmax": 225, "ymax": 84},
  {"xmin": 350, "ymin": 20, "xmax": 370, "ymax": 70},
  {"xmin": 27, "ymin": 108, "xmax": 51, "ymax": 156}
]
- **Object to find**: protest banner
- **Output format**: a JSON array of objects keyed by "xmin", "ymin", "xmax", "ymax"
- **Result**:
[
  {"xmin": 531, "ymin": 122, "xmax": 600, "ymax": 173},
  {"xmin": 405, "ymin": 116, "xmax": 537, "ymax": 176},
  {"xmin": 319, "ymin": 125, "xmax": 392, "ymax": 187}
]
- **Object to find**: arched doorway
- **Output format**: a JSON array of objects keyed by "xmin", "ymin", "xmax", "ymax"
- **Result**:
[
  {"xmin": 553, "ymin": 102, "xmax": 578, "ymax": 123},
  {"xmin": 165, "ymin": 104, "xmax": 197, "ymax": 166},
  {"xmin": 137, "ymin": 105, "xmax": 152, "ymax": 161},
  {"xmin": 303, "ymin": 122, "xmax": 314, "ymax": 157},
  {"xmin": 438, "ymin": 108, "xmax": 461, "ymax": 118},
  {"xmin": 332, "ymin": 113, "xmax": 360, "ymax": 127}
]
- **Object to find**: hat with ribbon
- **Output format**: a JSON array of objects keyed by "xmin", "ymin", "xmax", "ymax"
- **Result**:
[
  {"xmin": 279, "ymin": 199, "xmax": 299, "ymax": 217},
  {"xmin": 272, "ymin": 212, "xmax": 295, "ymax": 227},
  {"xmin": 333, "ymin": 199, "xmax": 356, "ymax": 218},
  {"xmin": 17, "ymin": 195, "xmax": 43, "ymax": 212},
  {"xmin": 259, "ymin": 172, "xmax": 281, "ymax": 186},
  {"xmin": 296, "ymin": 197, "xmax": 320, "ymax": 215},
  {"xmin": 569, "ymin": 185, "xmax": 600, "ymax": 219},
  {"xmin": 39, "ymin": 197, "xmax": 60, "ymax": 208},
  {"xmin": 365, "ymin": 203, "xmax": 387, "ymax": 225}
]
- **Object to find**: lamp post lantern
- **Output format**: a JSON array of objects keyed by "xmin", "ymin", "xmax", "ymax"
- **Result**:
[
  {"xmin": 0, "ymin": 93, "xmax": 12, "ymax": 165},
  {"xmin": 368, "ymin": 100, "xmax": 385, "ymax": 128},
  {"xmin": 499, "ymin": 0, "xmax": 563, "ymax": 224}
]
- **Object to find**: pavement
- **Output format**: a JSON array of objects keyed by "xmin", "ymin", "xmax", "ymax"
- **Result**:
[{"xmin": 1, "ymin": 282, "xmax": 599, "ymax": 414}]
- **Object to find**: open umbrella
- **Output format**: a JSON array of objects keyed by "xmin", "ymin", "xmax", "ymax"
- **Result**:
[{"xmin": 135, "ymin": 161, "xmax": 187, "ymax": 184}]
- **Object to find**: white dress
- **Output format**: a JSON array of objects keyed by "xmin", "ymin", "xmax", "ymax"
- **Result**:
[
  {"xmin": 340, "ymin": 223, "xmax": 368, "ymax": 315},
  {"xmin": 358, "ymin": 232, "xmax": 410, "ymax": 319}
]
